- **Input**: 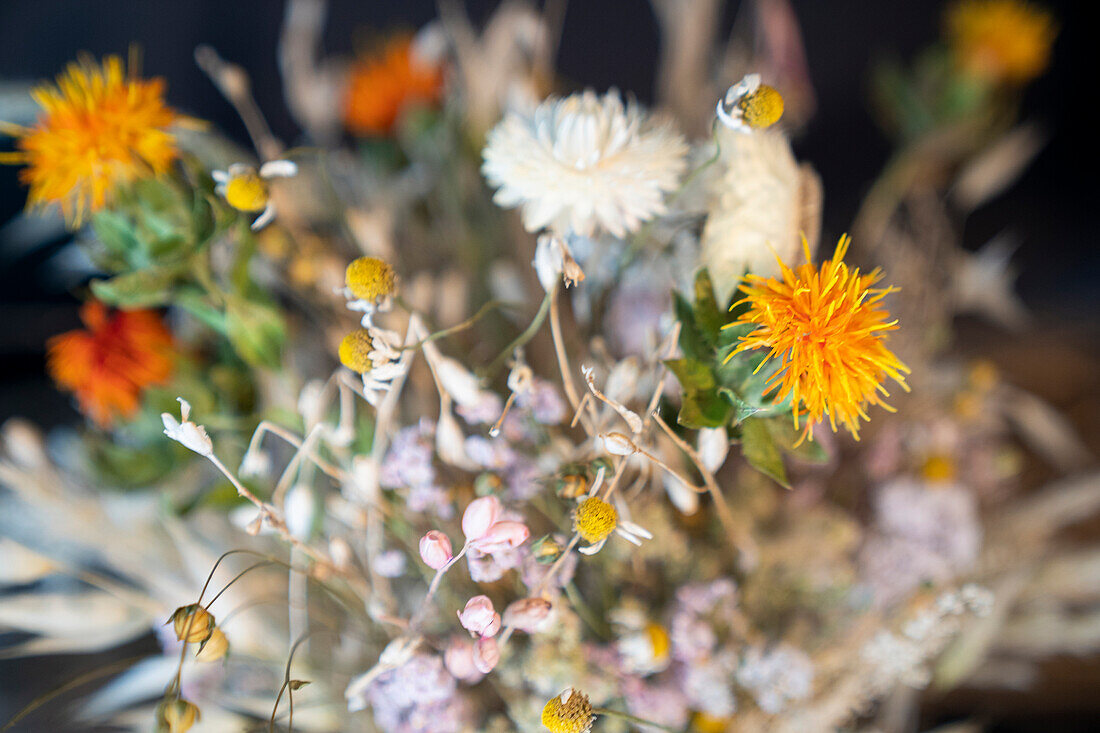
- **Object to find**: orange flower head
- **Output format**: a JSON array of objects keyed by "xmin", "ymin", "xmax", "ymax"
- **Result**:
[
  {"xmin": 343, "ymin": 35, "xmax": 444, "ymax": 136},
  {"xmin": 0, "ymin": 54, "xmax": 179, "ymax": 226},
  {"xmin": 725, "ymin": 235, "xmax": 910, "ymax": 442},
  {"xmin": 946, "ymin": 0, "xmax": 1057, "ymax": 84},
  {"xmin": 47, "ymin": 300, "xmax": 175, "ymax": 427}
]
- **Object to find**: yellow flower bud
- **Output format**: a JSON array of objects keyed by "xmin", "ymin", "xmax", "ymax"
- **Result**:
[{"xmin": 170, "ymin": 605, "xmax": 214, "ymax": 644}]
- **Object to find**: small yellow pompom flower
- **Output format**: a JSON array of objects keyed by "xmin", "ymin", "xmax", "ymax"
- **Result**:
[
  {"xmin": 339, "ymin": 329, "xmax": 376, "ymax": 373},
  {"xmin": 542, "ymin": 688, "xmax": 594, "ymax": 733},
  {"xmin": 738, "ymin": 84, "xmax": 784, "ymax": 129},
  {"xmin": 574, "ymin": 496, "xmax": 618, "ymax": 544},
  {"xmin": 921, "ymin": 454, "xmax": 957, "ymax": 483},
  {"xmin": 645, "ymin": 623, "xmax": 671, "ymax": 661},
  {"xmin": 170, "ymin": 605, "xmax": 214, "ymax": 644},
  {"xmin": 726, "ymin": 235, "xmax": 910, "ymax": 443},
  {"xmin": 223, "ymin": 171, "xmax": 269, "ymax": 212},
  {"xmin": 346, "ymin": 257, "xmax": 397, "ymax": 301},
  {"xmin": 0, "ymin": 54, "xmax": 179, "ymax": 226},
  {"xmin": 946, "ymin": 0, "xmax": 1057, "ymax": 84}
]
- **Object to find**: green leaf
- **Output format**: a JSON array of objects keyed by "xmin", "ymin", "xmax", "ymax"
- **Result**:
[
  {"xmin": 90, "ymin": 267, "xmax": 179, "ymax": 308},
  {"xmin": 225, "ymin": 296, "xmax": 286, "ymax": 368},
  {"xmin": 716, "ymin": 387, "xmax": 762, "ymax": 424},
  {"xmin": 673, "ymin": 291, "xmax": 707, "ymax": 361},
  {"xmin": 741, "ymin": 417, "xmax": 789, "ymax": 487},
  {"xmin": 664, "ymin": 358, "xmax": 715, "ymax": 392},
  {"xmin": 691, "ymin": 269, "xmax": 724, "ymax": 347},
  {"xmin": 678, "ymin": 389, "xmax": 732, "ymax": 430},
  {"xmin": 91, "ymin": 210, "xmax": 140, "ymax": 259}
]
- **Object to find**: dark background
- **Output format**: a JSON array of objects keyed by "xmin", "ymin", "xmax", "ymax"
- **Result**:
[{"xmin": 0, "ymin": 1, "xmax": 1096, "ymax": 730}]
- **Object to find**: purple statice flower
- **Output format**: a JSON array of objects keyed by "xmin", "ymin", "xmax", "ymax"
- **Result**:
[
  {"xmin": 622, "ymin": 676, "xmax": 690, "ymax": 730},
  {"xmin": 679, "ymin": 658, "xmax": 736, "ymax": 717},
  {"xmin": 670, "ymin": 579, "xmax": 738, "ymax": 662},
  {"xmin": 363, "ymin": 653, "xmax": 467, "ymax": 733},
  {"xmin": 859, "ymin": 478, "xmax": 981, "ymax": 607},
  {"xmin": 516, "ymin": 377, "xmax": 567, "ymax": 425},
  {"xmin": 456, "ymin": 391, "xmax": 503, "ymax": 425},
  {"xmin": 372, "ymin": 549, "xmax": 408, "ymax": 578},
  {"xmin": 380, "ymin": 420, "xmax": 453, "ymax": 518},
  {"xmin": 605, "ymin": 270, "xmax": 672, "ymax": 358},
  {"xmin": 464, "ymin": 435, "xmax": 518, "ymax": 471},
  {"xmin": 736, "ymin": 644, "xmax": 814, "ymax": 714},
  {"xmin": 504, "ymin": 455, "xmax": 543, "ymax": 501}
]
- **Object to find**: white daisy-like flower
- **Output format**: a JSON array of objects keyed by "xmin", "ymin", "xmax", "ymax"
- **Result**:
[
  {"xmin": 573, "ymin": 466, "xmax": 653, "ymax": 556},
  {"xmin": 212, "ymin": 159, "xmax": 298, "ymax": 231},
  {"xmin": 482, "ymin": 90, "xmax": 688, "ymax": 238}
]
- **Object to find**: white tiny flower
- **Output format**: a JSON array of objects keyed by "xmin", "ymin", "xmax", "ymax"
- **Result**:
[
  {"xmin": 601, "ymin": 432, "xmax": 637, "ymax": 457},
  {"xmin": 284, "ymin": 483, "xmax": 315, "ymax": 539},
  {"xmin": 716, "ymin": 74, "xmax": 762, "ymax": 132},
  {"xmin": 161, "ymin": 398, "xmax": 213, "ymax": 457},
  {"xmin": 698, "ymin": 427, "xmax": 730, "ymax": 473},
  {"xmin": 239, "ymin": 448, "xmax": 271, "ymax": 479}
]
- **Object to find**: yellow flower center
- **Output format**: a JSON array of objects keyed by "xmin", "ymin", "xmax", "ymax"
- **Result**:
[
  {"xmin": 346, "ymin": 256, "xmax": 397, "ymax": 301},
  {"xmin": 738, "ymin": 85, "xmax": 784, "ymax": 129},
  {"xmin": 692, "ymin": 712, "xmax": 732, "ymax": 733},
  {"xmin": 224, "ymin": 172, "xmax": 269, "ymax": 212},
  {"xmin": 541, "ymin": 688, "xmax": 594, "ymax": 733},
  {"xmin": 339, "ymin": 329, "xmax": 375, "ymax": 373},
  {"xmin": 574, "ymin": 496, "xmax": 618, "ymax": 543},
  {"xmin": 558, "ymin": 473, "xmax": 589, "ymax": 499},
  {"xmin": 645, "ymin": 623, "xmax": 671, "ymax": 660}
]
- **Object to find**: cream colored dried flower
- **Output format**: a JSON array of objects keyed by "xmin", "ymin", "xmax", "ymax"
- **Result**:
[
  {"xmin": 482, "ymin": 90, "xmax": 688, "ymax": 238},
  {"xmin": 700, "ymin": 127, "xmax": 821, "ymax": 306}
]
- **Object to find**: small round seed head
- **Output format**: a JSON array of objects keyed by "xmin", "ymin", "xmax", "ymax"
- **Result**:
[
  {"xmin": 339, "ymin": 329, "xmax": 375, "ymax": 373},
  {"xmin": 345, "ymin": 256, "xmax": 397, "ymax": 301},
  {"xmin": 170, "ymin": 605, "xmax": 215, "ymax": 644},
  {"xmin": 224, "ymin": 171, "xmax": 269, "ymax": 212},
  {"xmin": 738, "ymin": 84, "xmax": 784, "ymax": 129},
  {"xmin": 574, "ymin": 496, "xmax": 618, "ymax": 544},
  {"xmin": 541, "ymin": 688, "xmax": 594, "ymax": 733}
]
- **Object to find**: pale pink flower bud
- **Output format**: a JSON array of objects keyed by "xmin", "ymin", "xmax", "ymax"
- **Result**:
[
  {"xmin": 419, "ymin": 531, "xmax": 453, "ymax": 569},
  {"xmin": 443, "ymin": 638, "xmax": 483, "ymax": 683},
  {"xmin": 472, "ymin": 635, "xmax": 500, "ymax": 674},
  {"xmin": 458, "ymin": 595, "xmax": 501, "ymax": 638},
  {"xmin": 462, "ymin": 496, "xmax": 502, "ymax": 541},
  {"xmin": 471, "ymin": 520, "xmax": 530, "ymax": 554},
  {"xmin": 503, "ymin": 597, "xmax": 553, "ymax": 633}
]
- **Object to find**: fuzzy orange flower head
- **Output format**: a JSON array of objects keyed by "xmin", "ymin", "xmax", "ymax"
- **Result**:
[
  {"xmin": 946, "ymin": 0, "xmax": 1057, "ymax": 85},
  {"xmin": 0, "ymin": 54, "xmax": 179, "ymax": 226},
  {"xmin": 343, "ymin": 34, "xmax": 444, "ymax": 136},
  {"xmin": 725, "ymin": 235, "xmax": 910, "ymax": 442},
  {"xmin": 47, "ymin": 300, "xmax": 175, "ymax": 427}
]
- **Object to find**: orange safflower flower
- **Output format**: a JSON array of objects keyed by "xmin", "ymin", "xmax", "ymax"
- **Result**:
[
  {"xmin": 343, "ymin": 35, "xmax": 444, "ymax": 136},
  {"xmin": 946, "ymin": 0, "xmax": 1057, "ymax": 84},
  {"xmin": 725, "ymin": 236, "xmax": 910, "ymax": 442},
  {"xmin": 0, "ymin": 54, "xmax": 179, "ymax": 226},
  {"xmin": 47, "ymin": 300, "xmax": 175, "ymax": 427}
]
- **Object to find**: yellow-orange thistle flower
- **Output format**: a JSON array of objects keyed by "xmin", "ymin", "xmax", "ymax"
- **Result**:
[
  {"xmin": 725, "ymin": 235, "xmax": 909, "ymax": 442},
  {"xmin": 0, "ymin": 54, "xmax": 179, "ymax": 226},
  {"xmin": 946, "ymin": 0, "xmax": 1057, "ymax": 84},
  {"xmin": 47, "ymin": 300, "xmax": 175, "ymax": 428},
  {"xmin": 343, "ymin": 35, "xmax": 443, "ymax": 136}
]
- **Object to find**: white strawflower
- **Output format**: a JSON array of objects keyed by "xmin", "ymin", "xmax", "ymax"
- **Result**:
[
  {"xmin": 482, "ymin": 90, "xmax": 688, "ymax": 238},
  {"xmin": 700, "ymin": 127, "xmax": 821, "ymax": 306}
]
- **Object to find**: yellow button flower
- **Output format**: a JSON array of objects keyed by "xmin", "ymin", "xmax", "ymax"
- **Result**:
[
  {"xmin": 574, "ymin": 496, "xmax": 618, "ymax": 544},
  {"xmin": 345, "ymin": 256, "xmax": 397, "ymax": 302},
  {"xmin": 542, "ymin": 688, "xmax": 594, "ymax": 733},
  {"xmin": 339, "ymin": 329, "xmax": 376, "ymax": 373},
  {"xmin": 738, "ymin": 84, "xmax": 784, "ymax": 129}
]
